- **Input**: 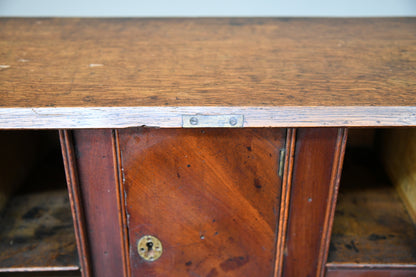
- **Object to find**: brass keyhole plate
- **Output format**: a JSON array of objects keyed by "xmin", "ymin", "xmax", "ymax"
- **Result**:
[{"xmin": 137, "ymin": 235, "xmax": 163, "ymax": 261}]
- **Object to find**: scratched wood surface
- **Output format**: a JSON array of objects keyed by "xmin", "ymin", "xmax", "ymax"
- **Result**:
[
  {"xmin": 118, "ymin": 128, "xmax": 285, "ymax": 276},
  {"xmin": 0, "ymin": 18, "xmax": 415, "ymax": 108}
]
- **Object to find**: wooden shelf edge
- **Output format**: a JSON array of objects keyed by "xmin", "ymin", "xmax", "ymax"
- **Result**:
[
  {"xmin": 0, "ymin": 266, "xmax": 80, "ymax": 273},
  {"xmin": 325, "ymin": 264, "xmax": 416, "ymax": 277},
  {"xmin": 0, "ymin": 106, "xmax": 415, "ymax": 129},
  {"xmin": 326, "ymin": 263, "xmax": 416, "ymax": 269}
]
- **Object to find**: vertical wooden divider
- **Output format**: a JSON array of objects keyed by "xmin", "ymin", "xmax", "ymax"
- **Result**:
[
  {"xmin": 114, "ymin": 130, "xmax": 131, "ymax": 277},
  {"xmin": 274, "ymin": 128, "xmax": 296, "ymax": 277},
  {"xmin": 282, "ymin": 128, "xmax": 347, "ymax": 277},
  {"xmin": 60, "ymin": 129, "xmax": 129, "ymax": 277},
  {"xmin": 317, "ymin": 129, "xmax": 348, "ymax": 277},
  {"xmin": 59, "ymin": 130, "xmax": 92, "ymax": 277}
]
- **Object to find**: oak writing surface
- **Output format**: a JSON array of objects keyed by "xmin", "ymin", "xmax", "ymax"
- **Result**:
[{"xmin": 0, "ymin": 18, "xmax": 415, "ymax": 128}]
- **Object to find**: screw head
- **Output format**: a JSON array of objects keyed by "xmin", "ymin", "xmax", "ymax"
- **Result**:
[
  {"xmin": 229, "ymin": 117, "xmax": 238, "ymax": 126},
  {"xmin": 190, "ymin": 117, "xmax": 199, "ymax": 125}
]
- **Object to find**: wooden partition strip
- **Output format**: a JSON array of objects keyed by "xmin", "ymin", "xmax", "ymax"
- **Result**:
[
  {"xmin": 273, "ymin": 128, "xmax": 296, "ymax": 277},
  {"xmin": 282, "ymin": 128, "xmax": 347, "ymax": 277},
  {"xmin": 59, "ymin": 130, "xmax": 92, "ymax": 277},
  {"xmin": 326, "ymin": 266, "xmax": 416, "ymax": 277},
  {"xmin": 317, "ymin": 128, "xmax": 347, "ymax": 276},
  {"xmin": 114, "ymin": 130, "xmax": 131, "ymax": 277},
  {"xmin": 71, "ymin": 129, "xmax": 127, "ymax": 277}
]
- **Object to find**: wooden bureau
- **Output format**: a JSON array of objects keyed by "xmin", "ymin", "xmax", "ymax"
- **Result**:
[{"xmin": 0, "ymin": 18, "xmax": 415, "ymax": 277}]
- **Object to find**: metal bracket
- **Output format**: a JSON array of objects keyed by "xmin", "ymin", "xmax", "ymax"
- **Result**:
[{"xmin": 182, "ymin": 114, "xmax": 244, "ymax": 128}]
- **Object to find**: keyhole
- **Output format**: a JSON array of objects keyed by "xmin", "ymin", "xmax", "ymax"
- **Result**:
[
  {"xmin": 146, "ymin": 241, "xmax": 153, "ymax": 251},
  {"xmin": 138, "ymin": 235, "xmax": 162, "ymax": 261}
]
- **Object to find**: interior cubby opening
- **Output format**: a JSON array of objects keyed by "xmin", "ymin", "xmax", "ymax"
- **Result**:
[
  {"xmin": 327, "ymin": 128, "xmax": 416, "ymax": 267},
  {"xmin": 0, "ymin": 131, "xmax": 80, "ymax": 276}
]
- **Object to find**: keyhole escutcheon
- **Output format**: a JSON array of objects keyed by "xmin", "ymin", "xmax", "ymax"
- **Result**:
[{"xmin": 137, "ymin": 235, "xmax": 163, "ymax": 261}]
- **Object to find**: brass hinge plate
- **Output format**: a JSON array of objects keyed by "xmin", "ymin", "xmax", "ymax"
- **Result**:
[{"xmin": 182, "ymin": 114, "xmax": 244, "ymax": 128}]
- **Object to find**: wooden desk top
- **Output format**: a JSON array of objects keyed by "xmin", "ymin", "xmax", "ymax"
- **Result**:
[{"xmin": 0, "ymin": 18, "xmax": 415, "ymax": 128}]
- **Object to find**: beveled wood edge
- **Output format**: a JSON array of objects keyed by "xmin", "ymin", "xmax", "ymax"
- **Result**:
[
  {"xmin": 326, "ymin": 263, "xmax": 416, "ymax": 269},
  {"xmin": 1, "ymin": 106, "xmax": 415, "ymax": 129},
  {"xmin": 59, "ymin": 130, "xmax": 92, "ymax": 277},
  {"xmin": 274, "ymin": 128, "xmax": 296, "ymax": 277},
  {"xmin": 0, "ymin": 266, "xmax": 80, "ymax": 272},
  {"xmin": 113, "ymin": 130, "xmax": 131, "ymax": 277},
  {"xmin": 317, "ymin": 128, "xmax": 348, "ymax": 277}
]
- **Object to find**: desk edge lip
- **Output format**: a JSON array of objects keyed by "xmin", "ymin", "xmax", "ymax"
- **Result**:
[{"xmin": 0, "ymin": 105, "xmax": 415, "ymax": 129}]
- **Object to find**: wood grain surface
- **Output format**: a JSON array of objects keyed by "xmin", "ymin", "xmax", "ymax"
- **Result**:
[
  {"xmin": 0, "ymin": 18, "xmax": 415, "ymax": 128},
  {"xmin": 118, "ymin": 128, "xmax": 286, "ymax": 276},
  {"xmin": 1, "ymin": 18, "xmax": 415, "ymax": 108}
]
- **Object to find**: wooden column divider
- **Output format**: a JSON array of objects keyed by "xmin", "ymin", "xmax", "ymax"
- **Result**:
[{"xmin": 59, "ymin": 130, "xmax": 92, "ymax": 277}]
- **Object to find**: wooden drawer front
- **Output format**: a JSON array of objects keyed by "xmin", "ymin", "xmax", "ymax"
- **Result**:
[{"xmin": 118, "ymin": 128, "xmax": 286, "ymax": 276}]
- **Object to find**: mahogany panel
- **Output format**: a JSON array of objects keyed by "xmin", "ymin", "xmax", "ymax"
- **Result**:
[
  {"xmin": 118, "ymin": 128, "xmax": 286, "ymax": 276},
  {"xmin": 71, "ymin": 130, "xmax": 127, "ymax": 277},
  {"xmin": 282, "ymin": 128, "xmax": 347, "ymax": 277}
]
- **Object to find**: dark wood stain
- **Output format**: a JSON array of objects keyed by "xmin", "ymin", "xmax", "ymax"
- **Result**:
[
  {"xmin": 206, "ymin": 268, "xmax": 219, "ymax": 277},
  {"xmin": 368, "ymin": 234, "xmax": 387, "ymax": 241},
  {"xmin": 253, "ymin": 178, "xmax": 262, "ymax": 189},
  {"xmin": 219, "ymin": 256, "xmax": 249, "ymax": 272},
  {"xmin": 22, "ymin": 206, "xmax": 47, "ymax": 219}
]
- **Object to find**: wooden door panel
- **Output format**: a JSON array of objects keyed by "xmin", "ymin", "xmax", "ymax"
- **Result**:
[{"xmin": 118, "ymin": 128, "xmax": 286, "ymax": 276}]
